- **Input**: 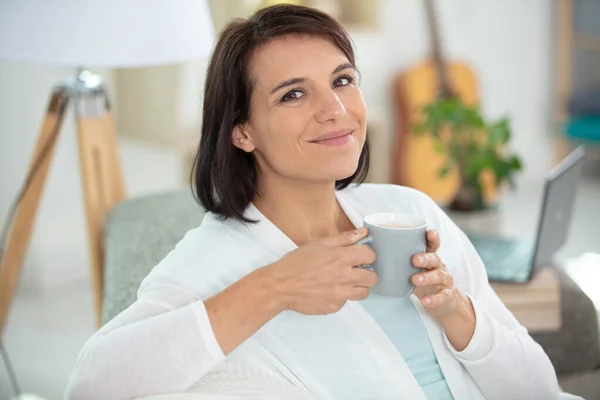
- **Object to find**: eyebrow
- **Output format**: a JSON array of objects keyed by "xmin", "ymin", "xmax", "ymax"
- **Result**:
[{"xmin": 269, "ymin": 62, "xmax": 355, "ymax": 95}]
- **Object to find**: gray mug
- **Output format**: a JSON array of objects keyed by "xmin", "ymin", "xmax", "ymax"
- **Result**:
[{"xmin": 356, "ymin": 213, "xmax": 428, "ymax": 298}]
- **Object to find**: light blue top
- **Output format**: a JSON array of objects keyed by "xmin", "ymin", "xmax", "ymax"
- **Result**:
[{"xmin": 360, "ymin": 294, "xmax": 454, "ymax": 400}]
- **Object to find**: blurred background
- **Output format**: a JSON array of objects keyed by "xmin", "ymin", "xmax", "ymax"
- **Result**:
[{"xmin": 0, "ymin": 0, "xmax": 599, "ymax": 399}]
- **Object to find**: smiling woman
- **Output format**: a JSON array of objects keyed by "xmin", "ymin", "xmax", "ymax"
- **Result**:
[
  {"xmin": 65, "ymin": 4, "xmax": 569, "ymax": 400},
  {"xmin": 193, "ymin": 5, "xmax": 369, "ymax": 223}
]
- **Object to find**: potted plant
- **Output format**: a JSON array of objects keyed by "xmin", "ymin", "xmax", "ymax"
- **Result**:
[{"xmin": 413, "ymin": 97, "xmax": 523, "ymax": 211}]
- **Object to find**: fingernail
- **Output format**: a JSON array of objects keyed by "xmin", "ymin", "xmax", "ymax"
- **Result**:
[
  {"xmin": 417, "ymin": 275, "xmax": 425, "ymax": 283},
  {"xmin": 424, "ymin": 297, "xmax": 432, "ymax": 305},
  {"xmin": 354, "ymin": 227, "xmax": 365, "ymax": 235},
  {"xmin": 418, "ymin": 256, "xmax": 425, "ymax": 265}
]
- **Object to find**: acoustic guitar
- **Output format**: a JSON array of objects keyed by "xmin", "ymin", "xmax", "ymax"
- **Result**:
[{"xmin": 391, "ymin": 0, "xmax": 495, "ymax": 205}]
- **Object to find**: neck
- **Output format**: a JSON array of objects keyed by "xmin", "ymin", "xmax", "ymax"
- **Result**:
[{"xmin": 253, "ymin": 174, "xmax": 354, "ymax": 246}]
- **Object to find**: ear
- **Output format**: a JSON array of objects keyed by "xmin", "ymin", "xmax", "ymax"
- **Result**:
[{"xmin": 231, "ymin": 124, "xmax": 256, "ymax": 153}]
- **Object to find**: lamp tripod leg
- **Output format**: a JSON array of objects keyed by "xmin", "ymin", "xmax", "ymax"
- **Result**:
[
  {"xmin": 76, "ymin": 92, "xmax": 126, "ymax": 328},
  {"xmin": 0, "ymin": 89, "xmax": 69, "ymax": 335}
]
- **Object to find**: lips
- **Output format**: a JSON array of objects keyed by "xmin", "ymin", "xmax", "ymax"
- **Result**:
[{"xmin": 310, "ymin": 128, "xmax": 354, "ymax": 144}]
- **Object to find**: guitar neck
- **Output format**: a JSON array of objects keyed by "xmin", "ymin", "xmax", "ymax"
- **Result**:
[{"xmin": 424, "ymin": 0, "xmax": 453, "ymax": 98}]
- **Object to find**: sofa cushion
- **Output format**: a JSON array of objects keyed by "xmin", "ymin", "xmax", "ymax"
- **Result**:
[
  {"xmin": 102, "ymin": 189, "xmax": 204, "ymax": 324},
  {"xmin": 531, "ymin": 267, "xmax": 600, "ymax": 375}
]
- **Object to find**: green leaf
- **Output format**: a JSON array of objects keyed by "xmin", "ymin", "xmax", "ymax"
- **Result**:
[
  {"xmin": 433, "ymin": 141, "xmax": 446, "ymax": 154},
  {"xmin": 413, "ymin": 123, "xmax": 426, "ymax": 136},
  {"xmin": 508, "ymin": 155, "xmax": 523, "ymax": 170},
  {"xmin": 438, "ymin": 165, "xmax": 451, "ymax": 178},
  {"xmin": 429, "ymin": 124, "xmax": 442, "ymax": 139},
  {"xmin": 488, "ymin": 119, "xmax": 511, "ymax": 145},
  {"xmin": 463, "ymin": 106, "xmax": 485, "ymax": 130},
  {"xmin": 464, "ymin": 151, "xmax": 489, "ymax": 182}
]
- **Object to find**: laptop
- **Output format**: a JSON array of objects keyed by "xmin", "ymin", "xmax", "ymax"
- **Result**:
[{"xmin": 466, "ymin": 146, "xmax": 585, "ymax": 283}]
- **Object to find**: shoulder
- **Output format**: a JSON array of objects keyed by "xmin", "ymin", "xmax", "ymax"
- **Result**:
[{"xmin": 137, "ymin": 212, "xmax": 258, "ymax": 298}]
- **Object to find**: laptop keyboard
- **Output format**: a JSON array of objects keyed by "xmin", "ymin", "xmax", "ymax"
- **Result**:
[{"xmin": 466, "ymin": 235, "xmax": 535, "ymax": 283}]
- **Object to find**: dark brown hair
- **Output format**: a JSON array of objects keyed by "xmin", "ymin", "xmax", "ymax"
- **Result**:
[{"xmin": 192, "ymin": 4, "xmax": 370, "ymax": 223}]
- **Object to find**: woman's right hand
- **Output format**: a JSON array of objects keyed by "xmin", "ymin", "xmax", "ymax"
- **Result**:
[{"xmin": 264, "ymin": 227, "xmax": 377, "ymax": 315}]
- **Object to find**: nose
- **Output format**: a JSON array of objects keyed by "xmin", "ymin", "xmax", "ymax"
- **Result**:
[{"xmin": 314, "ymin": 89, "xmax": 346, "ymax": 123}]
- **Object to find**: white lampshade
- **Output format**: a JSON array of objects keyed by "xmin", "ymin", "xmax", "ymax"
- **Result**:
[{"xmin": 0, "ymin": 0, "xmax": 215, "ymax": 68}]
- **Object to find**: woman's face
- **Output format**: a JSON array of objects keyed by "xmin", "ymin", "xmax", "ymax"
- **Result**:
[{"xmin": 233, "ymin": 35, "xmax": 367, "ymax": 187}]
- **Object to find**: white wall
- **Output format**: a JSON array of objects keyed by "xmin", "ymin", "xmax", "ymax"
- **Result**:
[
  {"xmin": 115, "ymin": 60, "xmax": 207, "ymax": 155},
  {"xmin": 351, "ymin": 0, "xmax": 556, "ymax": 183},
  {"xmin": 0, "ymin": 63, "xmax": 117, "ymax": 290}
]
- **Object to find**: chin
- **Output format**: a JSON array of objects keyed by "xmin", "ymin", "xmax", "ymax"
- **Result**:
[
  {"xmin": 327, "ymin": 157, "xmax": 361, "ymax": 182},
  {"xmin": 303, "ymin": 142, "xmax": 364, "ymax": 183}
]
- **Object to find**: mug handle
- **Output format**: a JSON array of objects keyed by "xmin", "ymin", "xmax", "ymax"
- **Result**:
[{"xmin": 354, "ymin": 235, "xmax": 373, "ymax": 270}]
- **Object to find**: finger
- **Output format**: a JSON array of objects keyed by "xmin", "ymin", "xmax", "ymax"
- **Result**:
[
  {"xmin": 412, "ymin": 252, "xmax": 443, "ymax": 269},
  {"xmin": 412, "ymin": 268, "xmax": 453, "ymax": 288},
  {"xmin": 321, "ymin": 227, "xmax": 367, "ymax": 247},
  {"xmin": 422, "ymin": 288, "xmax": 454, "ymax": 308},
  {"xmin": 426, "ymin": 229, "xmax": 440, "ymax": 252},
  {"xmin": 348, "ymin": 287, "xmax": 371, "ymax": 301},
  {"xmin": 351, "ymin": 268, "xmax": 379, "ymax": 288},
  {"xmin": 345, "ymin": 243, "xmax": 376, "ymax": 266}
]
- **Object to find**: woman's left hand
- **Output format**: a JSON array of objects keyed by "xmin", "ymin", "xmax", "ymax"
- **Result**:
[
  {"xmin": 411, "ymin": 230, "xmax": 476, "ymax": 351},
  {"xmin": 412, "ymin": 230, "xmax": 470, "ymax": 320}
]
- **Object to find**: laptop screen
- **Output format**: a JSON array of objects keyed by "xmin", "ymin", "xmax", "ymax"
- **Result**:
[{"xmin": 532, "ymin": 147, "xmax": 585, "ymax": 269}]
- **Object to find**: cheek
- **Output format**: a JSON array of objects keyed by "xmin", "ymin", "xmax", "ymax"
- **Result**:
[
  {"xmin": 344, "ymin": 89, "xmax": 368, "ymax": 140},
  {"xmin": 254, "ymin": 111, "xmax": 310, "ymax": 165},
  {"xmin": 268, "ymin": 112, "xmax": 307, "ymax": 149},
  {"xmin": 350, "ymin": 89, "xmax": 367, "ymax": 122}
]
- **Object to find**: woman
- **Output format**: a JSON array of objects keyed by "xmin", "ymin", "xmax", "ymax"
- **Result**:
[{"xmin": 67, "ymin": 4, "xmax": 566, "ymax": 400}]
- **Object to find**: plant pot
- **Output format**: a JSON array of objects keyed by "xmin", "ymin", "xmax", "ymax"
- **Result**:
[{"xmin": 448, "ymin": 183, "xmax": 486, "ymax": 212}]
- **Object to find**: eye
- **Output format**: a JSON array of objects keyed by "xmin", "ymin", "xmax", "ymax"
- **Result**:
[
  {"xmin": 281, "ymin": 90, "xmax": 305, "ymax": 102},
  {"xmin": 333, "ymin": 75, "xmax": 356, "ymax": 88}
]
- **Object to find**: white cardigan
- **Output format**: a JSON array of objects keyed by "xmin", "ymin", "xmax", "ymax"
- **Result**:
[{"xmin": 66, "ymin": 184, "xmax": 572, "ymax": 400}]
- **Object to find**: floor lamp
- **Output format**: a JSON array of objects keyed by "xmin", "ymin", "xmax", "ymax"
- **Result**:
[{"xmin": 0, "ymin": 0, "xmax": 215, "ymax": 334}]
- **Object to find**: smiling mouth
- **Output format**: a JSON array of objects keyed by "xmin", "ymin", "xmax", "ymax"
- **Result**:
[{"xmin": 310, "ymin": 129, "xmax": 355, "ymax": 146}]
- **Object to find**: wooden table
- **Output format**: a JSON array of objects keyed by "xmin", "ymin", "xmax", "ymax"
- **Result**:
[{"xmin": 491, "ymin": 267, "xmax": 561, "ymax": 333}]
